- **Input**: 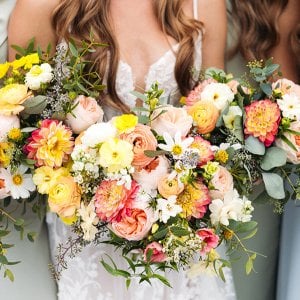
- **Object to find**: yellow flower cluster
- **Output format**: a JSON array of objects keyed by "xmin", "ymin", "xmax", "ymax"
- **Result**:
[
  {"xmin": 0, "ymin": 142, "xmax": 13, "ymax": 167},
  {"xmin": 113, "ymin": 114, "xmax": 138, "ymax": 134}
]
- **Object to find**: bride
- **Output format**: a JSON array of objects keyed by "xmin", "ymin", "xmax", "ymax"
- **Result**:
[{"xmin": 8, "ymin": 0, "xmax": 235, "ymax": 299}]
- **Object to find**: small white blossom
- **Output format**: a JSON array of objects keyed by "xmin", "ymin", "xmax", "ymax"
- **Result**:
[
  {"xmin": 156, "ymin": 195, "xmax": 182, "ymax": 223},
  {"xmin": 277, "ymin": 93, "xmax": 300, "ymax": 120},
  {"xmin": 25, "ymin": 63, "xmax": 53, "ymax": 90},
  {"xmin": 211, "ymin": 142, "xmax": 242, "ymax": 152}
]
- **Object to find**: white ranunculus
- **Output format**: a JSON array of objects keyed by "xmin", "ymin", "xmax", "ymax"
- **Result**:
[
  {"xmin": 201, "ymin": 83, "xmax": 234, "ymax": 111},
  {"xmin": 81, "ymin": 122, "xmax": 117, "ymax": 148},
  {"xmin": 223, "ymin": 105, "xmax": 243, "ymax": 130},
  {"xmin": 0, "ymin": 114, "xmax": 20, "ymax": 141},
  {"xmin": 277, "ymin": 93, "xmax": 300, "ymax": 121},
  {"xmin": 25, "ymin": 63, "xmax": 53, "ymax": 90}
]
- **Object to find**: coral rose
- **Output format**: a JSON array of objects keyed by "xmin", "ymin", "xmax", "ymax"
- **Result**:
[
  {"xmin": 144, "ymin": 242, "xmax": 167, "ymax": 263},
  {"xmin": 0, "ymin": 114, "xmax": 20, "ymax": 142},
  {"xmin": 48, "ymin": 175, "xmax": 81, "ymax": 218},
  {"xmin": 132, "ymin": 156, "xmax": 170, "ymax": 192},
  {"xmin": 121, "ymin": 124, "xmax": 157, "ymax": 170},
  {"xmin": 188, "ymin": 101, "xmax": 219, "ymax": 134},
  {"xmin": 157, "ymin": 174, "xmax": 184, "ymax": 198},
  {"xmin": 151, "ymin": 105, "xmax": 193, "ymax": 138},
  {"xmin": 111, "ymin": 200, "xmax": 155, "ymax": 241},
  {"xmin": 275, "ymin": 121, "xmax": 300, "ymax": 164},
  {"xmin": 209, "ymin": 166, "xmax": 234, "ymax": 200},
  {"xmin": 196, "ymin": 228, "xmax": 219, "ymax": 255},
  {"xmin": 65, "ymin": 95, "xmax": 104, "ymax": 134},
  {"xmin": 95, "ymin": 180, "xmax": 139, "ymax": 222}
]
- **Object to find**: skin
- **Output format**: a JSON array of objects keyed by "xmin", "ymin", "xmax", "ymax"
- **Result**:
[
  {"xmin": 8, "ymin": 0, "xmax": 227, "ymax": 90},
  {"xmin": 269, "ymin": 0, "xmax": 300, "ymax": 82}
]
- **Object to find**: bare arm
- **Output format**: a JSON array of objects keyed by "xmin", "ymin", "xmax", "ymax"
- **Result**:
[
  {"xmin": 270, "ymin": 0, "xmax": 300, "ymax": 82},
  {"xmin": 198, "ymin": 0, "xmax": 227, "ymax": 70},
  {"xmin": 8, "ymin": 0, "xmax": 58, "ymax": 61}
]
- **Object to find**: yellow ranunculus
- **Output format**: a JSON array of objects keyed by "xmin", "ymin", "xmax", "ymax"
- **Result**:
[
  {"xmin": 113, "ymin": 114, "xmax": 138, "ymax": 134},
  {"xmin": 48, "ymin": 176, "xmax": 81, "ymax": 218},
  {"xmin": 0, "ymin": 84, "xmax": 32, "ymax": 115},
  {"xmin": 0, "ymin": 62, "xmax": 10, "ymax": 79},
  {"xmin": 33, "ymin": 166, "xmax": 69, "ymax": 194},
  {"xmin": 11, "ymin": 53, "xmax": 39, "ymax": 70},
  {"xmin": 98, "ymin": 138, "xmax": 133, "ymax": 173}
]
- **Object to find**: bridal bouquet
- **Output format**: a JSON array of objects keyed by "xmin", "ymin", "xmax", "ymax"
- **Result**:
[{"xmin": 0, "ymin": 38, "xmax": 104, "ymax": 280}]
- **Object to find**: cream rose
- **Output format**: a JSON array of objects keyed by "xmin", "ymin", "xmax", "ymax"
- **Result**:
[
  {"xmin": 275, "ymin": 121, "xmax": 300, "ymax": 164},
  {"xmin": 151, "ymin": 105, "xmax": 193, "ymax": 138},
  {"xmin": 121, "ymin": 124, "xmax": 157, "ymax": 170},
  {"xmin": 132, "ymin": 156, "xmax": 170, "ymax": 192},
  {"xmin": 111, "ymin": 200, "xmax": 155, "ymax": 241},
  {"xmin": 0, "ymin": 114, "xmax": 20, "ymax": 141},
  {"xmin": 209, "ymin": 166, "xmax": 234, "ymax": 200},
  {"xmin": 65, "ymin": 95, "xmax": 104, "ymax": 134}
]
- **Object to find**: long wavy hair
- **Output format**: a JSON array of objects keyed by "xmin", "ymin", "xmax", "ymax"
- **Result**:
[
  {"xmin": 229, "ymin": 0, "xmax": 299, "ymax": 63},
  {"xmin": 52, "ymin": 0, "xmax": 203, "ymax": 111}
]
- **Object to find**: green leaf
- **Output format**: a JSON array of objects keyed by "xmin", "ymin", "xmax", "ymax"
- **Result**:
[
  {"xmin": 0, "ymin": 230, "xmax": 10, "ymax": 238},
  {"xmin": 261, "ymin": 147, "xmax": 287, "ymax": 170},
  {"xmin": 23, "ymin": 96, "xmax": 47, "ymax": 114},
  {"xmin": 4, "ymin": 269, "xmax": 14, "ymax": 282},
  {"xmin": 153, "ymin": 227, "xmax": 168, "ymax": 240},
  {"xmin": 152, "ymin": 274, "xmax": 171, "ymax": 287},
  {"xmin": 262, "ymin": 172, "xmax": 285, "ymax": 199},
  {"xmin": 260, "ymin": 83, "xmax": 272, "ymax": 96},
  {"xmin": 100, "ymin": 259, "xmax": 117, "ymax": 276},
  {"xmin": 123, "ymin": 256, "xmax": 136, "ymax": 273},
  {"xmin": 233, "ymin": 221, "xmax": 257, "ymax": 233},
  {"xmin": 130, "ymin": 91, "xmax": 147, "ymax": 102},
  {"xmin": 27, "ymin": 232, "xmax": 37, "ymax": 242},
  {"xmin": 21, "ymin": 127, "xmax": 37, "ymax": 133},
  {"xmin": 126, "ymin": 279, "xmax": 131, "ymax": 289},
  {"xmin": 245, "ymin": 257, "xmax": 253, "ymax": 275},
  {"xmin": 14, "ymin": 218, "xmax": 24, "ymax": 226},
  {"xmin": 68, "ymin": 41, "xmax": 78, "ymax": 57},
  {"xmin": 242, "ymin": 228, "xmax": 258, "ymax": 240},
  {"xmin": 144, "ymin": 150, "xmax": 168, "ymax": 158},
  {"xmin": 170, "ymin": 226, "xmax": 190, "ymax": 237},
  {"xmin": 245, "ymin": 136, "xmax": 265, "ymax": 155},
  {"xmin": 0, "ymin": 255, "xmax": 9, "ymax": 265}
]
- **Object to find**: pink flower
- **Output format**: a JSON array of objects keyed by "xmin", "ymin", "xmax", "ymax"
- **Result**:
[
  {"xmin": 244, "ymin": 100, "xmax": 281, "ymax": 147},
  {"xmin": 275, "ymin": 121, "xmax": 300, "ymax": 164},
  {"xmin": 24, "ymin": 119, "xmax": 74, "ymax": 167},
  {"xmin": 272, "ymin": 78, "xmax": 300, "ymax": 97},
  {"xmin": 190, "ymin": 136, "xmax": 214, "ymax": 166},
  {"xmin": 186, "ymin": 79, "xmax": 217, "ymax": 107},
  {"xmin": 0, "ymin": 114, "xmax": 20, "ymax": 142},
  {"xmin": 0, "ymin": 177, "xmax": 9, "ymax": 199},
  {"xmin": 110, "ymin": 200, "xmax": 155, "ymax": 241},
  {"xmin": 132, "ymin": 156, "xmax": 170, "ymax": 192},
  {"xmin": 121, "ymin": 124, "xmax": 157, "ymax": 170},
  {"xmin": 144, "ymin": 242, "xmax": 167, "ymax": 263},
  {"xmin": 209, "ymin": 166, "xmax": 234, "ymax": 200},
  {"xmin": 196, "ymin": 228, "xmax": 219, "ymax": 255},
  {"xmin": 95, "ymin": 180, "xmax": 139, "ymax": 222},
  {"xmin": 151, "ymin": 105, "xmax": 193, "ymax": 138},
  {"xmin": 65, "ymin": 95, "xmax": 104, "ymax": 134}
]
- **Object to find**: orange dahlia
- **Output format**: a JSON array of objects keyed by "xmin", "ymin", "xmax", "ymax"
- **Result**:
[
  {"xmin": 25, "ymin": 120, "xmax": 74, "ymax": 167},
  {"xmin": 94, "ymin": 180, "xmax": 139, "ymax": 222},
  {"xmin": 244, "ymin": 100, "xmax": 281, "ymax": 147}
]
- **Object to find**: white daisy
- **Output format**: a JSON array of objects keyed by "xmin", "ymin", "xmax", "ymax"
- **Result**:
[
  {"xmin": 156, "ymin": 195, "xmax": 182, "ymax": 223},
  {"xmin": 277, "ymin": 93, "xmax": 300, "ymax": 120},
  {"xmin": 158, "ymin": 131, "xmax": 194, "ymax": 159},
  {"xmin": 200, "ymin": 82, "xmax": 235, "ymax": 111},
  {"xmin": 0, "ymin": 165, "xmax": 36, "ymax": 199}
]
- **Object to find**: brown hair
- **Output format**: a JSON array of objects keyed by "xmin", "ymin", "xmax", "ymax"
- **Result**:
[
  {"xmin": 229, "ymin": 0, "xmax": 289, "ymax": 60},
  {"xmin": 52, "ymin": 0, "xmax": 203, "ymax": 111}
]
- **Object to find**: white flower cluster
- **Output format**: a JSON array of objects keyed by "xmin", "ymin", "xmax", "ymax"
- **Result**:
[
  {"xmin": 106, "ymin": 167, "xmax": 134, "ymax": 190},
  {"xmin": 209, "ymin": 189, "xmax": 254, "ymax": 226}
]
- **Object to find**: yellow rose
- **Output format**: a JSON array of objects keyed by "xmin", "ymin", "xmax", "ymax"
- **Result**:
[
  {"xmin": 0, "ymin": 84, "xmax": 32, "ymax": 115},
  {"xmin": 188, "ymin": 101, "xmax": 219, "ymax": 134},
  {"xmin": 48, "ymin": 176, "xmax": 81, "ymax": 218}
]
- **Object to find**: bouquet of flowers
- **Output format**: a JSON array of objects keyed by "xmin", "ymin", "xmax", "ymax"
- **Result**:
[{"xmin": 0, "ymin": 38, "xmax": 104, "ymax": 280}]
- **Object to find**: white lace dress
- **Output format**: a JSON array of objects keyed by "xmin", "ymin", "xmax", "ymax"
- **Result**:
[{"xmin": 46, "ymin": 13, "xmax": 237, "ymax": 300}]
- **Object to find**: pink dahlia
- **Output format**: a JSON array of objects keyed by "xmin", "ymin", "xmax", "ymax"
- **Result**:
[
  {"xmin": 244, "ymin": 100, "xmax": 281, "ymax": 147},
  {"xmin": 24, "ymin": 119, "xmax": 74, "ymax": 167},
  {"xmin": 94, "ymin": 180, "xmax": 139, "ymax": 222},
  {"xmin": 190, "ymin": 136, "xmax": 214, "ymax": 166}
]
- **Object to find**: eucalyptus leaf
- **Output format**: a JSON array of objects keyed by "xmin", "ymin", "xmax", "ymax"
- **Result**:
[
  {"xmin": 262, "ymin": 172, "xmax": 285, "ymax": 199},
  {"xmin": 245, "ymin": 136, "xmax": 265, "ymax": 155},
  {"xmin": 23, "ymin": 96, "xmax": 47, "ymax": 114},
  {"xmin": 130, "ymin": 91, "xmax": 147, "ymax": 102},
  {"xmin": 260, "ymin": 83, "xmax": 272, "ymax": 96},
  {"xmin": 261, "ymin": 147, "xmax": 287, "ymax": 170}
]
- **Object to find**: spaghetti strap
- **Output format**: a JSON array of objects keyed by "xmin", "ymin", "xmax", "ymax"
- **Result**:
[{"xmin": 193, "ymin": 0, "xmax": 198, "ymax": 20}]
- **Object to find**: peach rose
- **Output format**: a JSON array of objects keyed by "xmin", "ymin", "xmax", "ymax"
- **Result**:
[
  {"xmin": 188, "ymin": 101, "xmax": 219, "ymax": 134},
  {"xmin": 227, "ymin": 80, "xmax": 240, "ymax": 94},
  {"xmin": 132, "ymin": 156, "xmax": 170, "ymax": 192},
  {"xmin": 209, "ymin": 166, "xmax": 234, "ymax": 200},
  {"xmin": 275, "ymin": 121, "xmax": 300, "ymax": 164},
  {"xmin": 196, "ymin": 228, "xmax": 219, "ymax": 255},
  {"xmin": 144, "ymin": 242, "xmax": 167, "ymax": 263},
  {"xmin": 111, "ymin": 201, "xmax": 155, "ymax": 241},
  {"xmin": 190, "ymin": 136, "xmax": 214, "ymax": 166},
  {"xmin": 151, "ymin": 105, "xmax": 193, "ymax": 138},
  {"xmin": 272, "ymin": 78, "xmax": 300, "ymax": 97},
  {"xmin": 157, "ymin": 174, "xmax": 184, "ymax": 198},
  {"xmin": 121, "ymin": 124, "xmax": 157, "ymax": 170},
  {"xmin": 65, "ymin": 95, "xmax": 104, "ymax": 134},
  {"xmin": 48, "ymin": 176, "xmax": 81, "ymax": 218},
  {"xmin": 0, "ymin": 114, "xmax": 20, "ymax": 142}
]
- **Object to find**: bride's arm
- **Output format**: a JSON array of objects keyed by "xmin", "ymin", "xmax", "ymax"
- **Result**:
[
  {"xmin": 198, "ymin": 0, "xmax": 227, "ymax": 70},
  {"xmin": 8, "ymin": 0, "xmax": 59, "ymax": 60}
]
